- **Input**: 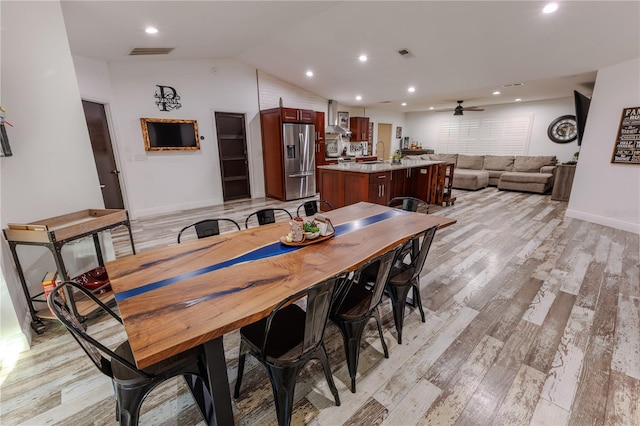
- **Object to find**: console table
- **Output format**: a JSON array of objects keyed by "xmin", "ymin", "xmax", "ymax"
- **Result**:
[
  {"xmin": 401, "ymin": 149, "xmax": 434, "ymax": 156},
  {"xmin": 3, "ymin": 209, "xmax": 136, "ymax": 333},
  {"xmin": 551, "ymin": 164, "xmax": 577, "ymax": 201}
]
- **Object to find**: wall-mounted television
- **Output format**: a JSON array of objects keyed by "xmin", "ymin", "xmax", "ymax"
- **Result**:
[
  {"xmin": 140, "ymin": 118, "xmax": 199, "ymax": 151},
  {"xmin": 574, "ymin": 90, "xmax": 591, "ymax": 146}
]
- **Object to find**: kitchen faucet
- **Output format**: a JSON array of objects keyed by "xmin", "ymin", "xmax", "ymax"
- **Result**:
[{"xmin": 376, "ymin": 140, "xmax": 385, "ymax": 161}]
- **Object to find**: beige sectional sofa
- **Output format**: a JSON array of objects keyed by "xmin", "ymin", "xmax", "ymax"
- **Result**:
[{"xmin": 403, "ymin": 153, "xmax": 557, "ymax": 194}]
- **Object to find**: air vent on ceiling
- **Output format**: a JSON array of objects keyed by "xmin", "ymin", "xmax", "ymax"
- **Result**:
[
  {"xmin": 502, "ymin": 82, "xmax": 525, "ymax": 88},
  {"xmin": 397, "ymin": 48, "xmax": 414, "ymax": 58},
  {"xmin": 379, "ymin": 100, "xmax": 392, "ymax": 104},
  {"xmin": 129, "ymin": 47, "xmax": 175, "ymax": 56}
]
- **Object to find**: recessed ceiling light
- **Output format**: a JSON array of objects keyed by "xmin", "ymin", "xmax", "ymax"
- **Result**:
[
  {"xmin": 145, "ymin": 27, "xmax": 158, "ymax": 34},
  {"xmin": 356, "ymin": 95, "xmax": 362, "ymax": 101},
  {"xmin": 543, "ymin": 3, "xmax": 558, "ymax": 14},
  {"xmin": 515, "ymin": 98, "xmax": 523, "ymax": 102},
  {"xmin": 359, "ymin": 54, "xmax": 368, "ymax": 62},
  {"xmin": 306, "ymin": 70, "xmax": 313, "ymax": 77},
  {"xmin": 429, "ymin": 107, "xmax": 435, "ymax": 110},
  {"xmin": 401, "ymin": 102, "xmax": 407, "ymax": 106},
  {"xmin": 408, "ymin": 87, "xmax": 415, "ymax": 93},
  {"xmin": 492, "ymin": 91, "xmax": 501, "ymax": 95}
]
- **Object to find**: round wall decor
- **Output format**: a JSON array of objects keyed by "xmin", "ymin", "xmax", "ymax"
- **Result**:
[{"xmin": 548, "ymin": 115, "xmax": 578, "ymax": 143}]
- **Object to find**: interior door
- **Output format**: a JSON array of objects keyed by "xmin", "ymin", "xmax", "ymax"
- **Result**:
[
  {"xmin": 82, "ymin": 100, "xmax": 124, "ymax": 209},
  {"xmin": 215, "ymin": 112, "xmax": 251, "ymax": 201},
  {"xmin": 377, "ymin": 123, "xmax": 392, "ymax": 160}
]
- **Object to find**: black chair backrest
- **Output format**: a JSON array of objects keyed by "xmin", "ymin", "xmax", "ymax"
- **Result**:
[
  {"xmin": 334, "ymin": 248, "xmax": 399, "ymax": 317},
  {"xmin": 407, "ymin": 225, "xmax": 438, "ymax": 281},
  {"xmin": 245, "ymin": 208, "xmax": 292, "ymax": 228},
  {"xmin": 47, "ymin": 281, "xmax": 147, "ymax": 378},
  {"xmin": 388, "ymin": 196, "xmax": 429, "ymax": 213},
  {"xmin": 177, "ymin": 218, "xmax": 241, "ymax": 243},
  {"xmin": 262, "ymin": 273, "xmax": 346, "ymax": 358},
  {"xmin": 296, "ymin": 200, "xmax": 333, "ymax": 217}
]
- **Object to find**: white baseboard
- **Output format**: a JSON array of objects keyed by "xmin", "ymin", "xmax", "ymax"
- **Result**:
[
  {"xmin": 0, "ymin": 326, "xmax": 31, "ymax": 361},
  {"xmin": 565, "ymin": 209, "xmax": 640, "ymax": 234},
  {"xmin": 132, "ymin": 198, "xmax": 224, "ymax": 219}
]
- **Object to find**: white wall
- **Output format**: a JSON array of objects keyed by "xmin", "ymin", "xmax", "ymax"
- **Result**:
[
  {"xmin": 100, "ymin": 59, "xmax": 263, "ymax": 218},
  {"xmin": 73, "ymin": 55, "xmax": 114, "ymax": 103},
  {"xmin": 1, "ymin": 1, "xmax": 105, "ymax": 353},
  {"xmin": 567, "ymin": 58, "xmax": 640, "ymax": 234},
  {"xmin": 258, "ymin": 70, "xmax": 327, "ymax": 113},
  {"xmin": 405, "ymin": 97, "xmax": 579, "ymax": 163}
]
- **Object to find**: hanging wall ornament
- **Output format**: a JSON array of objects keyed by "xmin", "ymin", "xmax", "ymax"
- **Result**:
[{"xmin": 154, "ymin": 85, "xmax": 182, "ymax": 111}]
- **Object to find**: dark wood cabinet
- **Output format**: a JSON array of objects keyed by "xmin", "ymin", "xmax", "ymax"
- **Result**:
[
  {"xmin": 355, "ymin": 156, "xmax": 378, "ymax": 162},
  {"xmin": 344, "ymin": 173, "xmax": 371, "ymax": 207},
  {"xmin": 390, "ymin": 168, "xmax": 414, "ymax": 199},
  {"xmin": 281, "ymin": 107, "xmax": 314, "ymax": 123},
  {"xmin": 314, "ymin": 111, "xmax": 325, "ymax": 143},
  {"xmin": 369, "ymin": 172, "xmax": 391, "ymax": 205},
  {"xmin": 318, "ymin": 167, "xmax": 344, "ymax": 209},
  {"xmin": 318, "ymin": 163, "xmax": 444, "ymax": 209},
  {"xmin": 313, "ymin": 111, "xmax": 327, "ymax": 192},
  {"xmin": 260, "ymin": 109, "xmax": 286, "ymax": 200},
  {"xmin": 411, "ymin": 164, "xmax": 436, "ymax": 203},
  {"xmin": 319, "ymin": 168, "xmax": 391, "ymax": 208},
  {"xmin": 314, "ymin": 111, "xmax": 326, "ymax": 173},
  {"xmin": 349, "ymin": 117, "xmax": 370, "ymax": 142}
]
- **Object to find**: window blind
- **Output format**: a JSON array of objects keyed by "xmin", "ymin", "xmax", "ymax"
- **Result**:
[{"xmin": 437, "ymin": 115, "xmax": 532, "ymax": 155}]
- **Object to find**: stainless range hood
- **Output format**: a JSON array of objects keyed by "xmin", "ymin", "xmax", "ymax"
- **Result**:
[{"xmin": 325, "ymin": 100, "xmax": 351, "ymax": 135}]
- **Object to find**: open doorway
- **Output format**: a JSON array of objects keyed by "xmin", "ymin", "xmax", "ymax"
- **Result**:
[
  {"xmin": 376, "ymin": 123, "xmax": 392, "ymax": 160},
  {"xmin": 82, "ymin": 100, "xmax": 124, "ymax": 209}
]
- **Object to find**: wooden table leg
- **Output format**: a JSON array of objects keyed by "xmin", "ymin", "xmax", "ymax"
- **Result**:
[{"xmin": 204, "ymin": 337, "xmax": 234, "ymax": 426}]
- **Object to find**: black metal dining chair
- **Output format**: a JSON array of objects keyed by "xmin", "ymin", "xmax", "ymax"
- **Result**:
[
  {"xmin": 47, "ymin": 281, "xmax": 215, "ymax": 426},
  {"xmin": 329, "ymin": 247, "xmax": 400, "ymax": 393},
  {"xmin": 234, "ymin": 272, "xmax": 346, "ymax": 426},
  {"xmin": 244, "ymin": 208, "xmax": 292, "ymax": 228},
  {"xmin": 296, "ymin": 199, "xmax": 333, "ymax": 217},
  {"xmin": 386, "ymin": 225, "xmax": 437, "ymax": 344},
  {"xmin": 388, "ymin": 196, "xmax": 429, "ymax": 214},
  {"xmin": 177, "ymin": 218, "xmax": 241, "ymax": 243}
]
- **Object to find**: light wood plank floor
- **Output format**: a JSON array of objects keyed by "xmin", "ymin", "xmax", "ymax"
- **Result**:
[{"xmin": 1, "ymin": 189, "xmax": 638, "ymax": 425}]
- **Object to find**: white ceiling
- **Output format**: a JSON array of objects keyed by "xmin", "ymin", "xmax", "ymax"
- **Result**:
[{"xmin": 60, "ymin": 1, "xmax": 640, "ymax": 112}]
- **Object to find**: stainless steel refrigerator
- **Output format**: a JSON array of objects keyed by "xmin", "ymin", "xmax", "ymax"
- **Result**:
[{"xmin": 282, "ymin": 123, "xmax": 316, "ymax": 200}]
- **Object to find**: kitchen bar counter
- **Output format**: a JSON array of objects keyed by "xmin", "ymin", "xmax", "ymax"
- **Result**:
[
  {"xmin": 318, "ymin": 159, "xmax": 444, "ymax": 173},
  {"xmin": 318, "ymin": 159, "xmax": 452, "ymax": 208}
]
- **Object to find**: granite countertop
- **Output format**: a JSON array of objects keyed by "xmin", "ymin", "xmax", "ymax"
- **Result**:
[{"xmin": 318, "ymin": 159, "xmax": 444, "ymax": 173}]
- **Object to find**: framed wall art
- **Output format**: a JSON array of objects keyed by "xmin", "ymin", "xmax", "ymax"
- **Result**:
[
  {"xmin": 338, "ymin": 111, "xmax": 349, "ymax": 128},
  {"xmin": 611, "ymin": 106, "xmax": 640, "ymax": 164}
]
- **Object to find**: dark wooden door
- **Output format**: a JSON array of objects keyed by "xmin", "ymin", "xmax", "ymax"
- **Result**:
[
  {"xmin": 82, "ymin": 100, "xmax": 124, "ymax": 209},
  {"xmin": 215, "ymin": 112, "xmax": 251, "ymax": 201}
]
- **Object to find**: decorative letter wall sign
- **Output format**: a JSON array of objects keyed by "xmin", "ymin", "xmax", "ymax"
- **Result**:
[{"xmin": 154, "ymin": 85, "xmax": 182, "ymax": 111}]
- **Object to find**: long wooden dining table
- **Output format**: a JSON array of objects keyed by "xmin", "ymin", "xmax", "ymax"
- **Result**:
[{"xmin": 105, "ymin": 201, "xmax": 456, "ymax": 425}]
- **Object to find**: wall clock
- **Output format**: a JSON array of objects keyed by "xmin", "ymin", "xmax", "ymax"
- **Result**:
[{"xmin": 548, "ymin": 115, "xmax": 578, "ymax": 143}]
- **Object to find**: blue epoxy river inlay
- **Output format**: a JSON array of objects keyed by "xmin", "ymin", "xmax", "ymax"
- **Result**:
[{"xmin": 115, "ymin": 209, "xmax": 404, "ymax": 302}]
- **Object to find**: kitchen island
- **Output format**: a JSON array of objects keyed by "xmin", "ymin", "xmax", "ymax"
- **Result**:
[{"xmin": 317, "ymin": 159, "xmax": 455, "ymax": 208}]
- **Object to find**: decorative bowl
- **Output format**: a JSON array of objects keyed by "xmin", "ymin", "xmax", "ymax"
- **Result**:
[{"xmin": 304, "ymin": 231, "xmax": 320, "ymax": 240}]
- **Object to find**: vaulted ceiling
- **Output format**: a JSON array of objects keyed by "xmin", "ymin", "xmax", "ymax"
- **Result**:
[{"xmin": 60, "ymin": 1, "xmax": 640, "ymax": 112}]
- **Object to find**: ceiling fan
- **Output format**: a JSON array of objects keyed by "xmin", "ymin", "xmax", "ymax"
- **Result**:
[{"xmin": 453, "ymin": 100, "xmax": 484, "ymax": 116}]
